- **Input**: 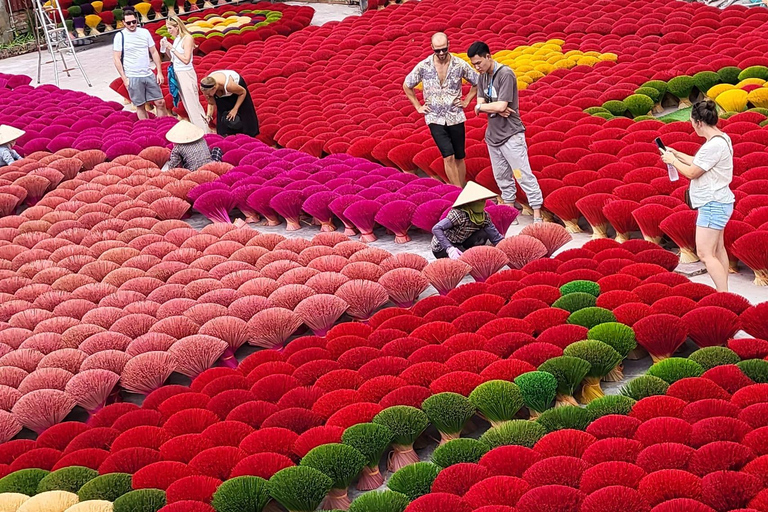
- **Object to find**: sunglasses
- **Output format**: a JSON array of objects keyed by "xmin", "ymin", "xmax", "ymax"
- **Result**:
[
  {"xmin": 125, "ymin": 20, "xmax": 137, "ymax": 25},
  {"xmin": 433, "ymin": 47, "xmax": 449, "ymax": 54}
]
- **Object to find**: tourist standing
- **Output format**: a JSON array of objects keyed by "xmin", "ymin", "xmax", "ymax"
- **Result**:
[
  {"xmin": 113, "ymin": 9, "xmax": 168, "ymax": 120},
  {"xmin": 467, "ymin": 41, "xmax": 543, "ymax": 225},
  {"xmin": 661, "ymin": 99, "xmax": 734, "ymax": 292},
  {"xmin": 200, "ymin": 71, "xmax": 259, "ymax": 137},
  {"xmin": 404, "ymin": 32, "xmax": 478, "ymax": 187},
  {"xmin": 163, "ymin": 15, "xmax": 208, "ymax": 131}
]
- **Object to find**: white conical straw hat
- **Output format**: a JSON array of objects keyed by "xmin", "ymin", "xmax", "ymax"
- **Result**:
[
  {"xmin": 0, "ymin": 125, "xmax": 25, "ymax": 146},
  {"xmin": 165, "ymin": 120, "xmax": 205, "ymax": 144},
  {"xmin": 453, "ymin": 181, "xmax": 497, "ymax": 207}
]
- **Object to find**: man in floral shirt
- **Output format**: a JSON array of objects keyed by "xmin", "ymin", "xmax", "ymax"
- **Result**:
[{"xmin": 404, "ymin": 32, "xmax": 478, "ymax": 187}]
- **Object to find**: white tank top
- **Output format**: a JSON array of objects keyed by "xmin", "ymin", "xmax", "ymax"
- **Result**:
[
  {"xmin": 171, "ymin": 35, "xmax": 193, "ymax": 72},
  {"xmin": 212, "ymin": 70, "xmax": 241, "ymax": 96}
]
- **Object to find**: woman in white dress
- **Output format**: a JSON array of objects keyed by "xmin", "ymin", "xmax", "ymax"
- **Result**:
[{"xmin": 163, "ymin": 15, "xmax": 209, "ymax": 131}]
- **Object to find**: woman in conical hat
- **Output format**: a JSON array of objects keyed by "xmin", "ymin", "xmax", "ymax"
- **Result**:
[
  {"xmin": 0, "ymin": 126, "xmax": 24, "ymax": 167},
  {"xmin": 165, "ymin": 120, "xmax": 221, "ymax": 171},
  {"xmin": 431, "ymin": 181, "xmax": 504, "ymax": 259}
]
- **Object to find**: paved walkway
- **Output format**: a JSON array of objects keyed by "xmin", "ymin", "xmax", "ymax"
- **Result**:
[{"xmin": 0, "ymin": 2, "xmax": 359, "ymax": 100}]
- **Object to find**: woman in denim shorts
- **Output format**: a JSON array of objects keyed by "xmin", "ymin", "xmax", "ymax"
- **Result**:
[{"xmin": 661, "ymin": 99, "xmax": 735, "ymax": 292}]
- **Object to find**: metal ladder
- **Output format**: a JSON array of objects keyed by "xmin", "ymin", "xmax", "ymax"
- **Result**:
[{"xmin": 32, "ymin": 0, "xmax": 91, "ymax": 87}]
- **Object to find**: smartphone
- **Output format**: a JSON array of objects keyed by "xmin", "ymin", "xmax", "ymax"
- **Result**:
[{"xmin": 654, "ymin": 137, "xmax": 666, "ymax": 151}]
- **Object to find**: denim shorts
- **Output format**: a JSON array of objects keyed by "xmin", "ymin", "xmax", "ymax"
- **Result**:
[{"xmin": 696, "ymin": 201, "xmax": 734, "ymax": 230}]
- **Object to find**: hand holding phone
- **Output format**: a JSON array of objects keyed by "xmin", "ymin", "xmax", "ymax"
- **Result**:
[{"xmin": 656, "ymin": 137, "xmax": 679, "ymax": 182}]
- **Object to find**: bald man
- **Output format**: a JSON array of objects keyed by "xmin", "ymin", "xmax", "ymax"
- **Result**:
[{"xmin": 404, "ymin": 33, "xmax": 478, "ymax": 187}]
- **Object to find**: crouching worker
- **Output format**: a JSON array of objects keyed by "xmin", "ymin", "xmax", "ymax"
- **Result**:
[
  {"xmin": 165, "ymin": 120, "xmax": 222, "ymax": 171},
  {"xmin": 431, "ymin": 181, "xmax": 503, "ymax": 259},
  {"xmin": 0, "ymin": 126, "xmax": 24, "ymax": 167}
]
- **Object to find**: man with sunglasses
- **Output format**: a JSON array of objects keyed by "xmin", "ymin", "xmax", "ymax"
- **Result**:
[
  {"xmin": 404, "ymin": 33, "xmax": 478, "ymax": 187},
  {"xmin": 113, "ymin": 9, "xmax": 167, "ymax": 120}
]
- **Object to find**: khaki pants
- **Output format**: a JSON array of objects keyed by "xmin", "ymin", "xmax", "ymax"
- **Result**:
[{"xmin": 176, "ymin": 67, "xmax": 209, "ymax": 131}]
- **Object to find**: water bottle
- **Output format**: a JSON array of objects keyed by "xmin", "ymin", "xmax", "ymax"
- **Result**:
[{"xmin": 667, "ymin": 163, "xmax": 679, "ymax": 182}]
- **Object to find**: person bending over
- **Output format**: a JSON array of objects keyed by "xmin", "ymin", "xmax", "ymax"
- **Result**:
[
  {"xmin": 431, "ymin": 181, "xmax": 504, "ymax": 259},
  {"xmin": 200, "ymin": 70, "xmax": 259, "ymax": 137}
]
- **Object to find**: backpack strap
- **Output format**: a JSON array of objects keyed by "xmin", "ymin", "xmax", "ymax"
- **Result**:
[{"xmin": 118, "ymin": 30, "xmax": 124, "ymax": 66}]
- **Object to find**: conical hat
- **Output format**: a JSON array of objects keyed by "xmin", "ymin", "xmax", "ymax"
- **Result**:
[
  {"xmin": 453, "ymin": 181, "xmax": 496, "ymax": 207},
  {"xmin": 0, "ymin": 125, "xmax": 25, "ymax": 146},
  {"xmin": 165, "ymin": 120, "xmax": 205, "ymax": 144}
]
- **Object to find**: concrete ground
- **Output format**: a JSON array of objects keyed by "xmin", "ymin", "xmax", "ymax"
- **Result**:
[{"xmin": 0, "ymin": 2, "xmax": 359, "ymax": 100}]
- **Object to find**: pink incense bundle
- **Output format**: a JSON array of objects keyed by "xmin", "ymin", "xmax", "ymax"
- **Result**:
[
  {"xmin": 335, "ymin": 279, "xmax": 389, "ymax": 321},
  {"xmin": 246, "ymin": 186, "xmax": 283, "ymax": 226},
  {"xmin": 329, "ymin": 195, "xmax": 361, "ymax": 236},
  {"xmin": 378, "ymin": 268, "xmax": 429, "ymax": 308},
  {"xmin": 65, "ymin": 369, "xmax": 120, "ymax": 414},
  {"xmin": 486, "ymin": 204, "xmax": 519, "ymax": 235},
  {"xmin": 168, "ymin": 335, "xmax": 229, "ymax": 378},
  {"xmin": 422, "ymin": 259, "xmax": 472, "ymax": 296},
  {"xmin": 497, "ymin": 235, "xmax": 548, "ymax": 270},
  {"xmin": 632, "ymin": 204, "xmax": 673, "ymax": 244},
  {"xmin": 413, "ymin": 199, "xmax": 452, "ymax": 232},
  {"xmin": 520, "ymin": 223, "xmax": 571, "ymax": 257},
  {"xmin": 120, "ymin": 351, "xmax": 175, "ymax": 395},
  {"xmin": 11, "ymin": 388, "xmax": 76, "ymax": 433},
  {"xmin": 659, "ymin": 211, "xmax": 699, "ymax": 264},
  {"xmin": 294, "ymin": 294, "xmax": 348, "ymax": 336},
  {"xmin": 270, "ymin": 190, "xmax": 305, "ymax": 231},
  {"xmin": 459, "ymin": 246, "xmax": 509, "ymax": 282},
  {"xmin": 375, "ymin": 200, "xmax": 418, "ymax": 244},
  {"xmin": 603, "ymin": 200, "xmax": 640, "ymax": 243},
  {"xmin": 303, "ymin": 191, "xmax": 340, "ymax": 232},
  {"xmin": 193, "ymin": 190, "xmax": 235, "ymax": 224},
  {"xmin": 344, "ymin": 200, "xmax": 381, "ymax": 243},
  {"xmin": 247, "ymin": 307, "xmax": 304, "ymax": 349}
]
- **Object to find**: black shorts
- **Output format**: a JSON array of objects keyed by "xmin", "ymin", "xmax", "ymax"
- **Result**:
[{"xmin": 429, "ymin": 122, "xmax": 466, "ymax": 160}]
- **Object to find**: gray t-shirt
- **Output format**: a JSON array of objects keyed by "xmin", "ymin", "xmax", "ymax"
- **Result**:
[{"xmin": 478, "ymin": 64, "xmax": 525, "ymax": 147}]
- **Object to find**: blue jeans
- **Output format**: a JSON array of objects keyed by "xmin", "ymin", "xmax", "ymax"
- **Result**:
[{"xmin": 696, "ymin": 201, "xmax": 733, "ymax": 230}]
